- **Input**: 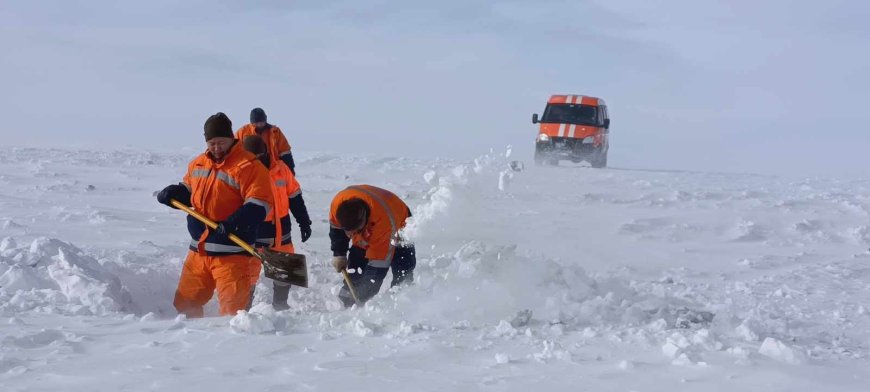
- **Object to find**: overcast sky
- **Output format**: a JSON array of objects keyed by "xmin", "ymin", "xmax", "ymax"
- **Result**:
[{"xmin": 1, "ymin": 1, "xmax": 868, "ymax": 175}]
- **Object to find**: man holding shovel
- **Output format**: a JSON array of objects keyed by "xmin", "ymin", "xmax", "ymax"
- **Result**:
[
  {"xmin": 156, "ymin": 112, "xmax": 274, "ymax": 318},
  {"xmin": 329, "ymin": 185, "xmax": 416, "ymax": 307}
]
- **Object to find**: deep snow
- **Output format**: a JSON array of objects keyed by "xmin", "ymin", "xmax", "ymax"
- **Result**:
[{"xmin": 1, "ymin": 146, "xmax": 869, "ymax": 391}]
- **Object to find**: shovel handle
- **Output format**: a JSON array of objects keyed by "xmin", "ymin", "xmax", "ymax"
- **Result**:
[
  {"xmin": 341, "ymin": 270, "xmax": 362, "ymax": 305},
  {"xmin": 170, "ymin": 199, "xmax": 260, "ymax": 260}
]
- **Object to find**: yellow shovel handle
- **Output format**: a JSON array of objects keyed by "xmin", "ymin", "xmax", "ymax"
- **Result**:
[{"xmin": 341, "ymin": 270, "xmax": 361, "ymax": 305}]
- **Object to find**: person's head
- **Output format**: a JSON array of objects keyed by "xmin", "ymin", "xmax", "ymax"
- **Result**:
[
  {"xmin": 250, "ymin": 108, "xmax": 267, "ymax": 129},
  {"xmin": 335, "ymin": 198, "xmax": 370, "ymax": 236},
  {"xmin": 203, "ymin": 112, "xmax": 235, "ymax": 161},
  {"xmin": 242, "ymin": 135, "xmax": 270, "ymax": 168}
]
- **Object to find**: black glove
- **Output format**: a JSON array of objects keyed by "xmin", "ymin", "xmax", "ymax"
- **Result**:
[
  {"xmin": 214, "ymin": 203, "xmax": 267, "ymax": 239},
  {"xmin": 299, "ymin": 225, "xmax": 312, "ymax": 242},
  {"xmin": 157, "ymin": 183, "xmax": 190, "ymax": 209},
  {"xmin": 215, "ymin": 221, "xmax": 238, "ymax": 238}
]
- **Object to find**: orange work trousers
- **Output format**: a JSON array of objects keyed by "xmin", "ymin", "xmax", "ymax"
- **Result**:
[{"xmin": 173, "ymin": 251, "xmax": 261, "ymax": 318}]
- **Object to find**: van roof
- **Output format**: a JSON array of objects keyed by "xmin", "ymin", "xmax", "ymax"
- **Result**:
[{"xmin": 548, "ymin": 95, "xmax": 605, "ymax": 106}]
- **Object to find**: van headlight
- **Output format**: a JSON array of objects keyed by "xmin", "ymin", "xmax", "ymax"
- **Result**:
[{"xmin": 536, "ymin": 133, "xmax": 551, "ymax": 143}]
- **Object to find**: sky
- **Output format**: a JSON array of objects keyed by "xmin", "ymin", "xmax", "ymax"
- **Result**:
[{"xmin": 1, "ymin": 0, "xmax": 868, "ymax": 176}]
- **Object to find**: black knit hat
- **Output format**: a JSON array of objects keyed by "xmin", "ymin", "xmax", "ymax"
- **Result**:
[
  {"xmin": 250, "ymin": 108, "xmax": 267, "ymax": 123},
  {"xmin": 204, "ymin": 112, "xmax": 233, "ymax": 141}
]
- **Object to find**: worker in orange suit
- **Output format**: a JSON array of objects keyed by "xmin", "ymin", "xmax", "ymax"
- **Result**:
[
  {"xmin": 329, "ymin": 185, "xmax": 416, "ymax": 307},
  {"xmin": 241, "ymin": 135, "xmax": 312, "ymax": 310},
  {"xmin": 156, "ymin": 112, "xmax": 274, "ymax": 318},
  {"xmin": 235, "ymin": 107, "xmax": 297, "ymax": 175}
]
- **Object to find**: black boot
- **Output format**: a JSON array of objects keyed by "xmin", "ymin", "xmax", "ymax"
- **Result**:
[
  {"xmin": 272, "ymin": 282, "xmax": 290, "ymax": 311},
  {"xmin": 391, "ymin": 245, "xmax": 416, "ymax": 287}
]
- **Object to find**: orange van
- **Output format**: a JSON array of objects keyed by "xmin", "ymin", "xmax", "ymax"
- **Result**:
[{"xmin": 532, "ymin": 94, "xmax": 610, "ymax": 168}]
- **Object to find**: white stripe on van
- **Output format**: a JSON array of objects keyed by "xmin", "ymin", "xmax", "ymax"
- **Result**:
[
  {"xmin": 558, "ymin": 124, "xmax": 566, "ymax": 137},
  {"xmin": 568, "ymin": 124, "xmax": 576, "ymax": 138}
]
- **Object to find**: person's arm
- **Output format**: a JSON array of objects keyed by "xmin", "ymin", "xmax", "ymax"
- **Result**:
[
  {"xmin": 216, "ymin": 202, "xmax": 267, "ymax": 238},
  {"xmin": 290, "ymin": 194, "xmax": 311, "ymax": 226},
  {"xmin": 284, "ymin": 171, "xmax": 309, "ymax": 226},
  {"xmin": 273, "ymin": 127, "xmax": 295, "ymax": 174},
  {"xmin": 280, "ymin": 151, "xmax": 296, "ymax": 175},
  {"xmin": 156, "ymin": 183, "xmax": 190, "ymax": 208},
  {"xmin": 290, "ymin": 194, "xmax": 312, "ymax": 242},
  {"xmin": 329, "ymin": 226, "xmax": 350, "ymax": 256},
  {"xmin": 220, "ymin": 161, "xmax": 273, "ymax": 237}
]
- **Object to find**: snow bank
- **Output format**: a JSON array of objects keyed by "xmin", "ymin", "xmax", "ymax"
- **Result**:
[{"xmin": 0, "ymin": 237, "xmax": 133, "ymax": 316}]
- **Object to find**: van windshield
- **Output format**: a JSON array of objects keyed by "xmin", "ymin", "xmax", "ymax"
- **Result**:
[{"xmin": 541, "ymin": 104, "xmax": 599, "ymax": 126}]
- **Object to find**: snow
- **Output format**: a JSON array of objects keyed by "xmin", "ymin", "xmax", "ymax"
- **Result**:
[{"xmin": 1, "ymin": 146, "xmax": 870, "ymax": 391}]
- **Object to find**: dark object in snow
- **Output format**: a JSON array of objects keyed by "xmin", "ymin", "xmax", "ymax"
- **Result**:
[
  {"xmin": 675, "ymin": 308, "xmax": 715, "ymax": 329},
  {"xmin": 511, "ymin": 309, "xmax": 533, "ymax": 327},
  {"xmin": 509, "ymin": 161, "xmax": 525, "ymax": 172}
]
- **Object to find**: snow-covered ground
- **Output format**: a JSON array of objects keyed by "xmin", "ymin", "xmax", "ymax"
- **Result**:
[{"xmin": 1, "ymin": 146, "xmax": 869, "ymax": 391}]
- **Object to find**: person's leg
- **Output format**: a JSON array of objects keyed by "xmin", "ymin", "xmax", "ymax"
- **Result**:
[
  {"xmin": 338, "ymin": 246, "xmax": 388, "ymax": 307},
  {"xmin": 212, "ymin": 254, "xmax": 257, "ymax": 316},
  {"xmin": 390, "ymin": 245, "xmax": 416, "ymax": 287},
  {"xmin": 271, "ymin": 280, "xmax": 291, "ymax": 311},
  {"xmin": 352, "ymin": 265, "xmax": 388, "ymax": 304},
  {"xmin": 268, "ymin": 242, "xmax": 296, "ymax": 310},
  {"xmin": 173, "ymin": 251, "xmax": 216, "ymax": 318},
  {"xmin": 338, "ymin": 247, "xmax": 367, "ymax": 307}
]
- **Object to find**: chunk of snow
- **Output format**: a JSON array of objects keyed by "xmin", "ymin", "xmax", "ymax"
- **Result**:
[{"xmin": 758, "ymin": 337, "xmax": 804, "ymax": 365}]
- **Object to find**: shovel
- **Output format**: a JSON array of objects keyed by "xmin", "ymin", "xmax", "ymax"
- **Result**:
[
  {"xmin": 341, "ymin": 270, "xmax": 362, "ymax": 306},
  {"xmin": 170, "ymin": 199, "xmax": 308, "ymax": 287}
]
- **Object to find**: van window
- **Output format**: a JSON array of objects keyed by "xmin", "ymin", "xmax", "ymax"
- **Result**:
[{"xmin": 541, "ymin": 104, "xmax": 600, "ymax": 126}]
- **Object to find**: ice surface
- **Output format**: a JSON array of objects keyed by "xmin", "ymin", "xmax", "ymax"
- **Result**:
[{"xmin": 1, "ymin": 146, "xmax": 869, "ymax": 391}]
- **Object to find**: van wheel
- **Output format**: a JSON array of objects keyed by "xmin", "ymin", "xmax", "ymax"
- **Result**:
[
  {"xmin": 591, "ymin": 153, "xmax": 607, "ymax": 168},
  {"xmin": 534, "ymin": 150, "xmax": 544, "ymax": 166}
]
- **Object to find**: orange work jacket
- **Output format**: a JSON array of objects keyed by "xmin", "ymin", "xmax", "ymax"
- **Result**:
[
  {"xmin": 235, "ymin": 124, "xmax": 292, "ymax": 168},
  {"xmin": 182, "ymin": 142, "xmax": 273, "ymax": 255},
  {"xmin": 329, "ymin": 185, "xmax": 410, "ymax": 267}
]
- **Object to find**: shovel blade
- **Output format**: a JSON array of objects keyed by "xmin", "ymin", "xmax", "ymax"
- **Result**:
[{"xmin": 260, "ymin": 248, "xmax": 308, "ymax": 288}]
